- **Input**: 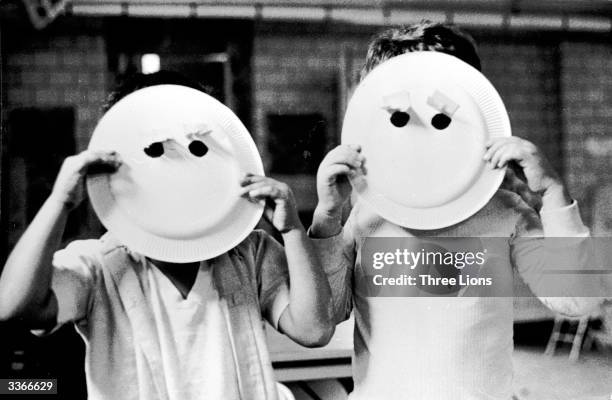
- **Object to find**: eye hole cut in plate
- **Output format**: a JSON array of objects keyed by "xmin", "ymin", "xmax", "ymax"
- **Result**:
[
  {"xmin": 144, "ymin": 142, "xmax": 164, "ymax": 157},
  {"xmin": 431, "ymin": 113, "xmax": 452, "ymax": 130},
  {"xmin": 390, "ymin": 111, "xmax": 410, "ymax": 127},
  {"xmin": 188, "ymin": 140, "xmax": 209, "ymax": 157}
]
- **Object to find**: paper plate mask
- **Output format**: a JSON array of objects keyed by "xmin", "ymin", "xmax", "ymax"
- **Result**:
[
  {"xmin": 343, "ymin": 52, "xmax": 511, "ymax": 229},
  {"xmin": 87, "ymin": 85, "xmax": 264, "ymax": 262}
]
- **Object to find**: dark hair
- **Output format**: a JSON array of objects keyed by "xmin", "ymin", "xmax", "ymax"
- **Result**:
[
  {"xmin": 103, "ymin": 70, "xmax": 208, "ymax": 111},
  {"xmin": 361, "ymin": 20, "xmax": 481, "ymax": 79}
]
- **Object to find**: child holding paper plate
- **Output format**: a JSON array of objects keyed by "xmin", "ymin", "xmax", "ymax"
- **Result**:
[
  {"xmin": 310, "ymin": 21, "xmax": 603, "ymax": 400},
  {"xmin": 0, "ymin": 72, "xmax": 333, "ymax": 400}
]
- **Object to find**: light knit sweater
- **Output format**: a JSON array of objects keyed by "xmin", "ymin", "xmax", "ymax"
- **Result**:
[{"xmin": 312, "ymin": 189, "xmax": 597, "ymax": 400}]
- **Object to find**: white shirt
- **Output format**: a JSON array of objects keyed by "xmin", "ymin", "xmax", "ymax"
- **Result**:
[
  {"xmin": 44, "ymin": 231, "xmax": 290, "ymax": 400},
  {"xmin": 147, "ymin": 263, "xmax": 240, "ymax": 399}
]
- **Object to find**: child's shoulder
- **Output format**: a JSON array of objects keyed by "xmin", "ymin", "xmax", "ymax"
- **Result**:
[
  {"xmin": 52, "ymin": 237, "xmax": 108, "ymax": 274},
  {"xmin": 59, "ymin": 233, "xmax": 126, "ymax": 253},
  {"xmin": 54, "ymin": 233, "xmax": 140, "ymax": 270},
  {"xmin": 57, "ymin": 237, "xmax": 106, "ymax": 258},
  {"xmin": 216, "ymin": 230, "xmax": 285, "ymax": 284}
]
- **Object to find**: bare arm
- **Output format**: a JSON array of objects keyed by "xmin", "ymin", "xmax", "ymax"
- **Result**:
[
  {"xmin": 0, "ymin": 150, "xmax": 120, "ymax": 326},
  {"xmin": 241, "ymin": 174, "xmax": 334, "ymax": 347},
  {"xmin": 0, "ymin": 197, "xmax": 67, "ymax": 326},
  {"xmin": 278, "ymin": 228, "xmax": 334, "ymax": 346}
]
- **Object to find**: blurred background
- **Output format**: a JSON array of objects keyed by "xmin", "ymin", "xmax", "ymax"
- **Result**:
[{"xmin": 0, "ymin": 0, "xmax": 611, "ymax": 399}]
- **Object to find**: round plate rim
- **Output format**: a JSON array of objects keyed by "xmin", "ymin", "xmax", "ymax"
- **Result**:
[
  {"xmin": 343, "ymin": 52, "xmax": 511, "ymax": 230},
  {"xmin": 86, "ymin": 85, "xmax": 264, "ymax": 262}
]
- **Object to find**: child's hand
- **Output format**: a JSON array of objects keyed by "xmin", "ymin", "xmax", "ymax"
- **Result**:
[
  {"xmin": 240, "ymin": 174, "xmax": 303, "ymax": 234},
  {"xmin": 484, "ymin": 137, "xmax": 563, "ymax": 194},
  {"xmin": 501, "ymin": 167, "xmax": 543, "ymax": 211},
  {"xmin": 315, "ymin": 144, "xmax": 365, "ymax": 218},
  {"xmin": 50, "ymin": 150, "xmax": 122, "ymax": 210}
]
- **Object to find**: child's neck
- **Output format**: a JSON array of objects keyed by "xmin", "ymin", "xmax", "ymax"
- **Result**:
[{"xmin": 148, "ymin": 259, "xmax": 201, "ymax": 299}]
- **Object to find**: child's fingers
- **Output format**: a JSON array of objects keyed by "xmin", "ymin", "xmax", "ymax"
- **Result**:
[
  {"xmin": 501, "ymin": 169, "xmax": 542, "ymax": 210},
  {"xmin": 324, "ymin": 146, "xmax": 364, "ymax": 169},
  {"xmin": 330, "ymin": 160, "xmax": 365, "ymax": 173},
  {"xmin": 485, "ymin": 136, "xmax": 513, "ymax": 149},
  {"xmin": 323, "ymin": 164, "xmax": 352, "ymax": 179},
  {"xmin": 239, "ymin": 180, "xmax": 271, "ymax": 195},
  {"xmin": 483, "ymin": 139, "xmax": 508, "ymax": 161},
  {"xmin": 78, "ymin": 150, "xmax": 122, "ymax": 174},
  {"xmin": 83, "ymin": 150, "xmax": 120, "ymax": 164},
  {"xmin": 240, "ymin": 173, "xmax": 266, "ymax": 186},
  {"xmin": 245, "ymin": 185, "xmax": 284, "ymax": 201},
  {"xmin": 81, "ymin": 150, "xmax": 119, "ymax": 163},
  {"xmin": 241, "ymin": 178, "xmax": 291, "ymax": 201},
  {"xmin": 494, "ymin": 152, "xmax": 516, "ymax": 168},
  {"xmin": 325, "ymin": 156, "xmax": 362, "ymax": 171},
  {"xmin": 240, "ymin": 176, "xmax": 290, "ymax": 191},
  {"xmin": 488, "ymin": 148, "xmax": 507, "ymax": 169},
  {"xmin": 487, "ymin": 143, "xmax": 518, "ymax": 169}
]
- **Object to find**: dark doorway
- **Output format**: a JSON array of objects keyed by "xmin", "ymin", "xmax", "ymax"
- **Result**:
[
  {"xmin": 267, "ymin": 113, "xmax": 328, "ymax": 175},
  {"xmin": 104, "ymin": 18, "xmax": 253, "ymax": 129},
  {"xmin": 1, "ymin": 107, "xmax": 81, "ymax": 259}
]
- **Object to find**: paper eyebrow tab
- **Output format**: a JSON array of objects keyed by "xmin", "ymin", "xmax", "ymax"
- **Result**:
[
  {"xmin": 382, "ymin": 91, "xmax": 411, "ymax": 112},
  {"xmin": 145, "ymin": 125, "xmax": 212, "ymax": 145},
  {"xmin": 427, "ymin": 90, "xmax": 460, "ymax": 116},
  {"xmin": 185, "ymin": 126, "xmax": 213, "ymax": 141}
]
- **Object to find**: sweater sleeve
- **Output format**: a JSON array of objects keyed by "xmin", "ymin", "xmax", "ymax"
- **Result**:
[
  {"xmin": 308, "ymin": 216, "xmax": 356, "ymax": 324},
  {"xmin": 512, "ymin": 200, "xmax": 603, "ymax": 316}
]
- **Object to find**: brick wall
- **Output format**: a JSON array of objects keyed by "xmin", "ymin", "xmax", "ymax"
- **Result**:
[
  {"xmin": 252, "ymin": 25, "xmax": 372, "ymax": 170},
  {"xmin": 479, "ymin": 42, "xmax": 563, "ymax": 168},
  {"xmin": 252, "ymin": 24, "xmax": 373, "ymax": 211},
  {"xmin": 560, "ymin": 41, "xmax": 612, "ymax": 227},
  {"xmin": 2, "ymin": 21, "xmax": 110, "ymax": 247},
  {"xmin": 4, "ymin": 26, "xmax": 108, "ymax": 151}
]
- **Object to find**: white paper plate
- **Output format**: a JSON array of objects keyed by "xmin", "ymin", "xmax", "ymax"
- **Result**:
[
  {"xmin": 87, "ymin": 85, "xmax": 264, "ymax": 262},
  {"xmin": 343, "ymin": 52, "xmax": 511, "ymax": 229}
]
